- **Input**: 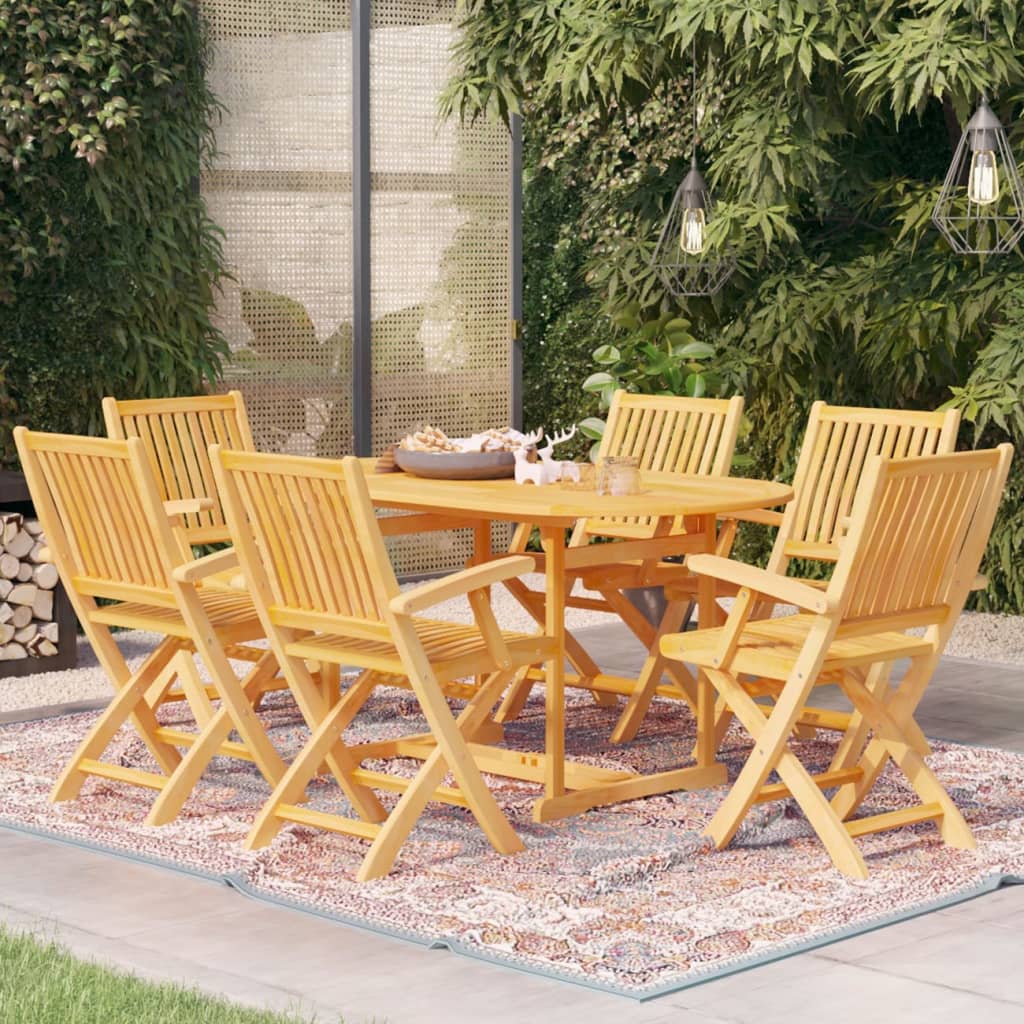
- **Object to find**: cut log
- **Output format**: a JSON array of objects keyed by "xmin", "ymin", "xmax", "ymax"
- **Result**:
[
  {"xmin": 1, "ymin": 642, "xmax": 27, "ymax": 660},
  {"xmin": 4, "ymin": 530, "xmax": 33, "ymax": 559},
  {"xmin": 33, "ymin": 563, "xmax": 59, "ymax": 590},
  {"xmin": 8, "ymin": 583, "xmax": 37, "ymax": 607},
  {"xmin": 15, "ymin": 562, "xmax": 32, "ymax": 582},
  {"xmin": 32, "ymin": 589, "xmax": 53, "ymax": 621},
  {"xmin": 0, "ymin": 579, "xmax": 11, "ymax": 600},
  {"xmin": 0, "ymin": 554, "xmax": 19, "ymax": 579},
  {"xmin": 28, "ymin": 541, "xmax": 47, "ymax": 564},
  {"xmin": 26, "ymin": 635, "xmax": 57, "ymax": 658},
  {"xmin": 39, "ymin": 622, "xmax": 59, "ymax": 643},
  {"xmin": 10, "ymin": 605, "xmax": 32, "ymax": 629},
  {"xmin": 0, "ymin": 603, "xmax": 12, "ymax": 624},
  {"xmin": 0, "ymin": 624, "xmax": 13, "ymax": 644},
  {"xmin": 0, "ymin": 513, "xmax": 23, "ymax": 546},
  {"xmin": 13, "ymin": 624, "xmax": 37, "ymax": 644},
  {"xmin": 23, "ymin": 518, "xmax": 43, "ymax": 536}
]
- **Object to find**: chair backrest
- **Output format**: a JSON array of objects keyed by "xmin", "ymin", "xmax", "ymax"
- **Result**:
[
  {"xmin": 212, "ymin": 448, "xmax": 397, "ymax": 634},
  {"xmin": 599, "ymin": 390, "xmax": 744, "ymax": 476},
  {"xmin": 826, "ymin": 445, "xmax": 1012, "ymax": 632},
  {"xmin": 14, "ymin": 428, "xmax": 186, "ymax": 610},
  {"xmin": 103, "ymin": 391, "xmax": 255, "ymax": 546},
  {"xmin": 771, "ymin": 401, "xmax": 961, "ymax": 568},
  {"xmin": 581, "ymin": 390, "xmax": 745, "ymax": 539}
]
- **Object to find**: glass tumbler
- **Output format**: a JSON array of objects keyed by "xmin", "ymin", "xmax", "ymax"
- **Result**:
[{"xmin": 598, "ymin": 456, "xmax": 641, "ymax": 496}]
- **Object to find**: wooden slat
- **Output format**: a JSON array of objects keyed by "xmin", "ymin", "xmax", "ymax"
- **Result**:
[{"xmin": 844, "ymin": 802, "xmax": 944, "ymax": 838}]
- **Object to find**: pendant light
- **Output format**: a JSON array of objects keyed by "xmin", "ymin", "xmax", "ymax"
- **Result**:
[
  {"xmin": 932, "ymin": 26, "xmax": 1024, "ymax": 253},
  {"xmin": 651, "ymin": 42, "xmax": 736, "ymax": 297}
]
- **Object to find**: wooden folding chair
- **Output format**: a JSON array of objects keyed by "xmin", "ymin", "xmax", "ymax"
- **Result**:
[
  {"xmin": 13, "ymin": 427, "xmax": 288, "ymax": 825},
  {"xmin": 612, "ymin": 401, "xmax": 962, "ymax": 744},
  {"xmin": 496, "ymin": 390, "xmax": 745, "ymax": 724},
  {"xmin": 211, "ymin": 447, "xmax": 557, "ymax": 880},
  {"xmin": 103, "ymin": 391, "xmax": 254, "ymax": 547},
  {"xmin": 661, "ymin": 444, "xmax": 1013, "ymax": 878}
]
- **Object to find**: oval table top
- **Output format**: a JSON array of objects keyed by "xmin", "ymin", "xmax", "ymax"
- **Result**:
[{"xmin": 363, "ymin": 463, "xmax": 793, "ymax": 525}]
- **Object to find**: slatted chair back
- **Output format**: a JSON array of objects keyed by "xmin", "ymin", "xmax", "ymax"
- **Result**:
[
  {"xmin": 827, "ymin": 446, "xmax": 1011, "ymax": 630},
  {"xmin": 580, "ymin": 390, "xmax": 745, "ymax": 539},
  {"xmin": 774, "ymin": 401, "xmax": 960, "ymax": 568},
  {"xmin": 15, "ymin": 430, "xmax": 186, "ymax": 610},
  {"xmin": 212, "ymin": 448, "xmax": 398, "ymax": 632},
  {"xmin": 103, "ymin": 391, "xmax": 254, "ymax": 546}
]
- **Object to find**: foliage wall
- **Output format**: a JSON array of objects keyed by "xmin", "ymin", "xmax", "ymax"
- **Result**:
[
  {"xmin": 0, "ymin": 0, "xmax": 227, "ymax": 467},
  {"xmin": 447, "ymin": 0, "xmax": 1024, "ymax": 611}
]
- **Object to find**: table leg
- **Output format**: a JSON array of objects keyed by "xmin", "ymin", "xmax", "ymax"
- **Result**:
[
  {"xmin": 540, "ymin": 525, "xmax": 565, "ymax": 805},
  {"xmin": 695, "ymin": 513, "xmax": 717, "ymax": 768}
]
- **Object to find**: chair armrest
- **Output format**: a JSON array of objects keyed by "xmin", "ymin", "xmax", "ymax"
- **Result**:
[
  {"xmin": 971, "ymin": 573, "xmax": 988, "ymax": 591},
  {"xmin": 686, "ymin": 554, "xmax": 834, "ymax": 614},
  {"xmin": 717, "ymin": 508, "xmax": 785, "ymax": 528},
  {"xmin": 390, "ymin": 555, "xmax": 535, "ymax": 616},
  {"xmin": 173, "ymin": 547, "xmax": 240, "ymax": 584},
  {"xmin": 163, "ymin": 497, "xmax": 216, "ymax": 518}
]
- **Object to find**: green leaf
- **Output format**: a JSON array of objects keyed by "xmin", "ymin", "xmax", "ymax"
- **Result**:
[
  {"xmin": 577, "ymin": 416, "xmax": 606, "ymax": 439},
  {"xmin": 592, "ymin": 344, "xmax": 620, "ymax": 364},
  {"xmin": 582, "ymin": 371, "xmax": 616, "ymax": 392}
]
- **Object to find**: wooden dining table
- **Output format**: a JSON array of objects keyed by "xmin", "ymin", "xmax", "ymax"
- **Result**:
[{"xmin": 364, "ymin": 464, "xmax": 793, "ymax": 823}]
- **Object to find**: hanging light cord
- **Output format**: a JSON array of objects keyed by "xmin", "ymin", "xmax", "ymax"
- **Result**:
[{"xmin": 691, "ymin": 39, "xmax": 698, "ymax": 151}]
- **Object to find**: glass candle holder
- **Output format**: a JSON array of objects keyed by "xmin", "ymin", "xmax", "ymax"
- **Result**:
[{"xmin": 598, "ymin": 456, "xmax": 641, "ymax": 496}]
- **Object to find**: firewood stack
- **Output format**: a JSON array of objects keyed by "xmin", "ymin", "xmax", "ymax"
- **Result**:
[{"xmin": 0, "ymin": 511, "xmax": 60, "ymax": 660}]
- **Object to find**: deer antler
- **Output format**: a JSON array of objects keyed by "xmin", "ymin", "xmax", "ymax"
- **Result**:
[
  {"xmin": 520, "ymin": 427, "xmax": 544, "ymax": 447},
  {"xmin": 544, "ymin": 425, "xmax": 578, "ymax": 449}
]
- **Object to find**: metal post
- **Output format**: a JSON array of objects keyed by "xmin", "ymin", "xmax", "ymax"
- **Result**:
[
  {"xmin": 352, "ymin": 0, "xmax": 372, "ymax": 455},
  {"xmin": 510, "ymin": 113, "xmax": 523, "ymax": 432}
]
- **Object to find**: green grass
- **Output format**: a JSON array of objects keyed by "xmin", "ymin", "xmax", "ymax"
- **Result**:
[{"xmin": 0, "ymin": 925, "xmax": 343, "ymax": 1024}]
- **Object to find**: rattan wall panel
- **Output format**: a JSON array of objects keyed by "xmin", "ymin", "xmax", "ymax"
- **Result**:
[
  {"xmin": 201, "ymin": 1, "xmax": 513, "ymax": 575},
  {"xmin": 202, "ymin": 2, "xmax": 355, "ymax": 459},
  {"xmin": 370, "ymin": 2, "xmax": 513, "ymax": 572}
]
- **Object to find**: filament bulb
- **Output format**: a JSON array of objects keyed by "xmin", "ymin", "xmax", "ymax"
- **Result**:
[
  {"xmin": 680, "ymin": 207, "xmax": 706, "ymax": 255},
  {"xmin": 968, "ymin": 150, "xmax": 999, "ymax": 205}
]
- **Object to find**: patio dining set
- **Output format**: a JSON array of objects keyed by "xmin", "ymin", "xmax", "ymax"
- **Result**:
[{"xmin": 11, "ymin": 389, "xmax": 1013, "ymax": 883}]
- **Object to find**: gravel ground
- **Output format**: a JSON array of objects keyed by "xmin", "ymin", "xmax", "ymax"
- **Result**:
[{"xmin": 1, "ymin": 572, "xmax": 1021, "ymax": 715}]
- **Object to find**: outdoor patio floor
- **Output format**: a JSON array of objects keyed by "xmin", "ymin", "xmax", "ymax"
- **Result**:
[{"xmin": 1, "ymin": 622, "xmax": 1022, "ymax": 1024}]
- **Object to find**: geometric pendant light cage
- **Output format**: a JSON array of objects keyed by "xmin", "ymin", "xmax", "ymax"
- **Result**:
[
  {"xmin": 651, "ymin": 43, "xmax": 736, "ymax": 297},
  {"xmin": 651, "ymin": 161, "xmax": 737, "ymax": 297},
  {"xmin": 932, "ymin": 98, "xmax": 1024, "ymax": 255}
]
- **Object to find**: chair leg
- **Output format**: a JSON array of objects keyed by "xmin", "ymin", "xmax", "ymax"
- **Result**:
[
  {"xmin": 51, "ymin": 639, "xmax": 185, "ymax": 803},
  {"xmin": 706, "ymin": 667, "xmax": 868, "ymax": 879},
  {"xmin": 145, "ymin": 651, "xmax": 283, "ymax": 827},
  {"xmin": 358, "ymin": 668, "xmax": 517, "ymax": 881},
  {"xmin": 247, "ymin": 665, "xmax": 392, "ymax": 850},
  {"xmin": 834, "ymin": 660, "xmax": 974, "ymax": 849},
  {"xmin": 611, "ymin": 597, "xmax": 697, "ymax": 744},
  {"xmin": 494, "ymin": 664, "xmax": 536, "ymax": 724}
]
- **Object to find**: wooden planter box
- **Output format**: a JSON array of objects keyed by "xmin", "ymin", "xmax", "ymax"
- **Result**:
[{"xmin": 0, "ymin": 471, "xmax": 78, "ymax": 678}]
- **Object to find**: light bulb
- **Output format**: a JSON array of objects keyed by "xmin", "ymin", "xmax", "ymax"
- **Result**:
[
  {"xmin": 680, "ymin": 207, "xmax": 706, "ymax": 255},
  {"xmin": 968, "ymin": 150, "xmax": 999, "ymax": 205}
]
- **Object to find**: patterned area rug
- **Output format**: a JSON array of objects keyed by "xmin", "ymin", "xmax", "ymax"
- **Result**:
[{"xmin": 1, "ymin": 685, "xmax": 1022, "ymax": 999}]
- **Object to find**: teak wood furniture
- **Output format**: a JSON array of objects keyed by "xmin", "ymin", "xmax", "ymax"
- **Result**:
[
  {"xmin": 212, "ymin": 447, "xmax": 559, "ymax": 880},
  {"xmin": 611, "ymin": 401, "xmax": 963, "ymax": 745},
  {"xmin": 363, "ymin": 465, "xmax": 793, "ymax": 823},
  {"xmin": 13, "ymin": 428, "xmax": 287, "ymax": 825},
  {"xmin": 661, "ymin": 445, "xmax": 1013, "ymax": 877},
  {"xmin": 103, "ymin": 391, "xmax": 255, "ymax": 547},
  {"xmin": 495, "ymin": 391, "xmax": 746, "ymax": 726}
]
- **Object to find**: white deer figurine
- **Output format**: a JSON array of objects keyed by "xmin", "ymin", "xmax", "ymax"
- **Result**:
[
  {"xmin": 514, "ymin": 425, "xmax": 578, "ymax": 485},
  {"xmin": 512, "ymin": 428, "xmax": 547, "ymax": 485}
]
